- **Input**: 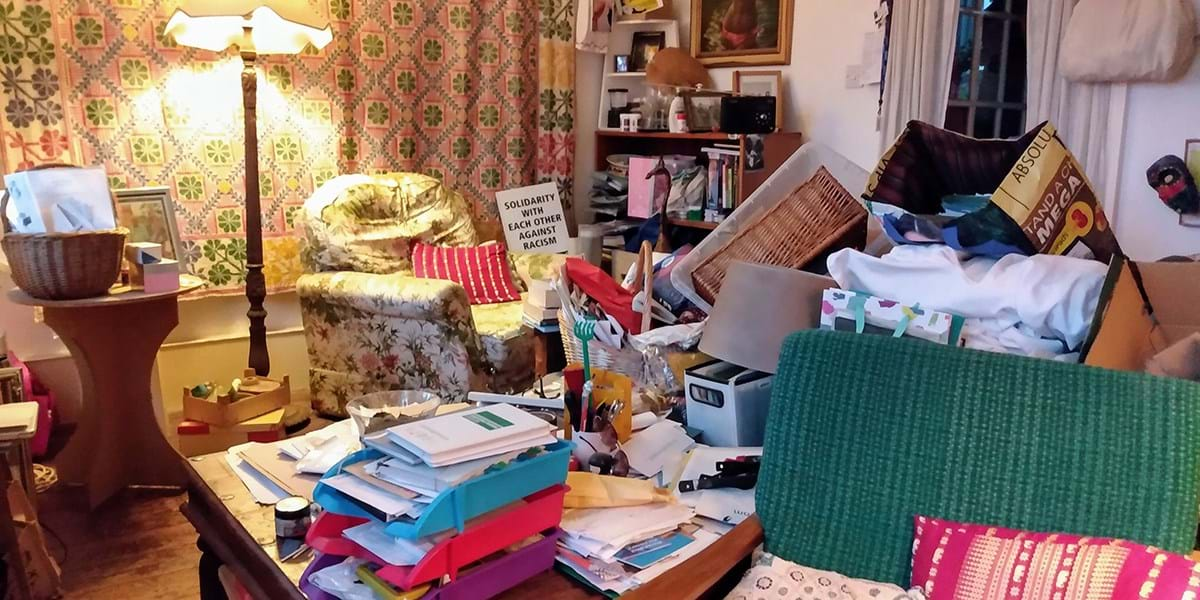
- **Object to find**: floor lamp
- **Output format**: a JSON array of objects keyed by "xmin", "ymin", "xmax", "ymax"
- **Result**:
[{"xmin": 164, "ymin": 1, "xmax": 332, "ymax": 376}]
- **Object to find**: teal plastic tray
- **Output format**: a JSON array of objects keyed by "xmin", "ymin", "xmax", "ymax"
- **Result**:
[{"xmin": 314, "ymin": 440, "xmax": 571, "ymax": 540}]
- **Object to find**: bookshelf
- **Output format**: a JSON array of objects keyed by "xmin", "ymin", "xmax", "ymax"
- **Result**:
[
  {"xmin": 592, "ymin": 130, "xmax": 804, "ymax": 231},
  {"xmin": 597, "ymin": 20, "xmax": 681, "ymax": 130}
]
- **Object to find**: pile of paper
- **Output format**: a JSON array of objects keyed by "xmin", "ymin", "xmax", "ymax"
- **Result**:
[
  {"xmin": 328, "ymin": 403, "xmax": 556, "ymax": 523},
  {"xmin": 225, "ymin": 419, "xmax": 361, "ymax": 504},
  {"xmin": 555, "ymin": 502, "xmax": 722, "ymax": 595}
]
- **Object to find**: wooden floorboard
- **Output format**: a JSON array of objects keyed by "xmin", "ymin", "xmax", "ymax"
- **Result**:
[{"xmin": 38, "ymin": 485, "xmax": 201, "ymax": 598}]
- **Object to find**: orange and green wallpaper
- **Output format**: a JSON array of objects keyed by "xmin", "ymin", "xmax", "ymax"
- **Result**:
[{"xmin": 0, "ymin": 0, "xmax": 574, "ymax": 296}]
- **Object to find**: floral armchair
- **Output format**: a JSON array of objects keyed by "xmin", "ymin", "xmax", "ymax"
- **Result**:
[{"xmin": 297, "ymin": 173, "xmax": 550, "ymax": 417}]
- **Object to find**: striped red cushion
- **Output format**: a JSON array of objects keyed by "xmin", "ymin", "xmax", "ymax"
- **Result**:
[{"xmin": 411, "ymin": 242, "xmax": 521, "ymax": 305}]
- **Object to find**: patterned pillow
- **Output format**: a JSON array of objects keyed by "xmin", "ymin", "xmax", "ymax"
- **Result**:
[
  {"xmin": 411, "ymin": 242, "xmax": 522, "ymax": 305},
  {"xmin": 726, "ymin": 552, "xmax": 923, "ymax": 600},
  {"xmin": 911, "ymin": 515, "xmax": 1200, "ymax": 600}
]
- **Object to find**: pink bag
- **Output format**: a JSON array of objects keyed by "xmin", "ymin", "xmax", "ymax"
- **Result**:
[{"xmin": 8, "ymin": 353, "xmax": 54, "ymax": 457}]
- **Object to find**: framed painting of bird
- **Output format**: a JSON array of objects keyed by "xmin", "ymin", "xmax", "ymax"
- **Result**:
[{"xmin": 690, "ymin": 0, "xmax": 793, "ymax": 66}]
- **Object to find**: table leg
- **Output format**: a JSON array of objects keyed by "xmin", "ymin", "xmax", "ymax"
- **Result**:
[{"xmin": 45, "ymin": 297, "xmax": 184, "ymax": 508}]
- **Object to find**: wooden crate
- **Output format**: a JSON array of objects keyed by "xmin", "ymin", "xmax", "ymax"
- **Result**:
[{"xmin": 182, "ymin": 368, "xmax": 290, "ymax": 427}]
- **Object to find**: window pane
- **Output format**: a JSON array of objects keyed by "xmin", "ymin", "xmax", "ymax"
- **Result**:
[
  {"xmin": 1000, "ymin": 109, "xmax": 1025, "ymax": 138},
  {"xmin": 1010, "ymin": 0, "xmax": 1027, "ymax": 14},
  {"xmin": 1003, "ymin": 19, "xmax": 1027, "ymax": 103},
  {"xmin": 945, "ymin": 106, "xmax": 970, "ymax": 135},
  {"xmin": 949, "ymin": 14, "xmax": 976, "ymax": 101},
  {"xmin": 974, "ymin": 108, "xmax": 998, "ymax": 138},
  {"xmin": 981, "ymin": 0, "xmax": 1005, "ymax": 10},
  {"xmin": 960, "ymin": 0, "xmax": 979, "ymax": 8},
  {"xmin": 976, "ymin": 16, "xmax": 1006, "ymax": 102}
]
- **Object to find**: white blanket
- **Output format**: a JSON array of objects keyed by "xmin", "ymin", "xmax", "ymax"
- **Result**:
[{"xmin": 827, "ymin": 246, "xmax": 1108, "ymax": 358}]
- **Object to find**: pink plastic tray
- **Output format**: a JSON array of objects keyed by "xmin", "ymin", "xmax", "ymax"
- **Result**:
[{"xmin": 306, "ymin": 484, "xmax": 567, "ymax": 590}]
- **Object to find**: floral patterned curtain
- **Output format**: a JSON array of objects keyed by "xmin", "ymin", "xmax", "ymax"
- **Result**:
[{"xmin": 0, "ymin": 0, "xmax": 574, "ymax": 296}]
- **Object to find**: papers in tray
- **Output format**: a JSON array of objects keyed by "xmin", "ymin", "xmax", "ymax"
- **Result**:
[
  {"xmin": 365, "ymin": 449, "xmax": 522, "ymax": 495},
  {"xmin": 322, "ymin": 474, "xmax": 422, "ymax": 522},
  {"xmin": 555, "ymin": 528, "xmax": 721, "ymax": 595},
  {"xmin": 383, "ymin": 403, "xmax": 556, "ymax": 467}
]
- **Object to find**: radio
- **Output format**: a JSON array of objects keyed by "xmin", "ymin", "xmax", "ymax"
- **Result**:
[{"xmin": 719, "ymin": 96, "xmax": 777, "ymax": 135}]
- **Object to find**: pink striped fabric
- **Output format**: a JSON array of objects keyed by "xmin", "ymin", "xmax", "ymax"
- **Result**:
[
  {"xmin": 411, "ymin": 243, "xmax": 521, "ymax": 305},
  {"xmin": 911, "ymin": 515, "xmax": 1200, "ymax": 600}
]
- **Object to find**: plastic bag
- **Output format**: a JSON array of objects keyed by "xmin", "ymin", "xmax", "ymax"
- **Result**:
[
  {"xmin": 308, "ymin": 557, "xmax": 376, "ymax": 600},
  {"xmin": 1060, "ymin": 0, "xmax": 1197, "ymax": 83}
]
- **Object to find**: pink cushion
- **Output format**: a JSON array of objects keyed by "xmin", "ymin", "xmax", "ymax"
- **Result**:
[
  {"xmin": 911, "ymin": 515, "xmax": 1200, "ymax": 600},
  {"xmin": 411, "ymin": 242, "xmax": 521, "ymax": 305}
]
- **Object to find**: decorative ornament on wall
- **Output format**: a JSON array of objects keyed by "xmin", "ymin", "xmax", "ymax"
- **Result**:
[{"xmin": 1147, "ymin": 153, "xmax": 1200, "ymax": 228}]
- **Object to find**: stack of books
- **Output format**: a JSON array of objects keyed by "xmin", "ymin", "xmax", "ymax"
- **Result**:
[
  {"xmin": 522, "ymin": 279, "xmax": 561, "ymax": 332},
  {"xmin": 702, "ymin": 144, "xmax": 742, "ymax": 221},
  {"xmin": 300, "ymin": 403, "xmax": 571, "ymax": 599}
]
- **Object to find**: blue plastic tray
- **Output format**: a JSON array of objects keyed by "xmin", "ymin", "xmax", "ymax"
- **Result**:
[{"xmin": 314, "ymin": 440, "xmax": 571, "ymax": 540}]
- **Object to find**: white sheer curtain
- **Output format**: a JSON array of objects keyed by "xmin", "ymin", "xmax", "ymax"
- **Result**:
[
  {"xmin": 878, "ymin": 0, "xmax": 960, "ymax": 150},
  {"xmin": 1026, "ymin": 0, "xmax": 1128, "ymax": 218}
]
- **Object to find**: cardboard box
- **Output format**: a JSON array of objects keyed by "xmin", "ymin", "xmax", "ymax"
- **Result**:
[
  {"xmin": 183, "ymin": 370, "xmax": 291, "ymax": 427},
  {"xmin": 176, "ymin": 407, "xmax": 286, "ymax": 457},
  {"xmin": 1081, "ymin": 258, "xmax": 1200, "ymax": 372}
]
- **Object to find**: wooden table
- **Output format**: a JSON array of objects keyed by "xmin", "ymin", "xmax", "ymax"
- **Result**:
[
  {"xmin": 181, "ymin": 451, "xmax": 598, "ymax": 599},
  {"xmin": 7, "ymin": 276, "xmax": 203, "ymax": 508}
]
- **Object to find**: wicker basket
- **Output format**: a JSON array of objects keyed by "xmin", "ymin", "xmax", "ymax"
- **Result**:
[
  {"xmin": 2, "ymin": 229, "xmax": 127, "ymax": 300},
  {"xmin": 691, "ymin": 166, "xmax": 866, "ymax": 305},
  {"xmin": 557, "ymin": 312, "xmax": 644, "ymax": 381}
]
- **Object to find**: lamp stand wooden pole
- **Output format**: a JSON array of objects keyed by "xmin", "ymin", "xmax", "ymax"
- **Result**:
[{"xmin": 241, "ymin": 48, "xmax": 270, "ymax": 376}]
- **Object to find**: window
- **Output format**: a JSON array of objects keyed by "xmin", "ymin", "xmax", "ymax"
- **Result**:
[{"xmin": 945, "ymin": 0, "xmax": 1027, "ymax": 139}]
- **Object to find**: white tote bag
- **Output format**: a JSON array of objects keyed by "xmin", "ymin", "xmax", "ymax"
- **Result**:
[{"xmin": 1060, "ymin": 0, "xmax": 1198, "ymax": 83}]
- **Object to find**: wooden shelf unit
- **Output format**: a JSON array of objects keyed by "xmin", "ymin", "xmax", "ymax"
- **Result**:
[{"xmin": 593, "ymin": 130, "xmax": 805, "ymax": 210}]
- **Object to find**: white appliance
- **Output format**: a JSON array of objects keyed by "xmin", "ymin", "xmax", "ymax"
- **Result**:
[{"xmin": 684, "ymin": 360, "xmax": 774, "ymax": 447}]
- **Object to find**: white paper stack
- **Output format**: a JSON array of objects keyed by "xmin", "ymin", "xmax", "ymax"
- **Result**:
[
  {"xmin": 381, "ymin": 403, "xmax": 556, "ymax": 467},
  {"xmin": 559, "ymin": 503, "xmax": 695, "ymax": 562}
]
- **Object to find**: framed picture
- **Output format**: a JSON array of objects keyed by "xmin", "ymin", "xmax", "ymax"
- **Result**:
[
  {"xmin": 683, "ymin": 90, "xmax": 725, "ymax": 132},
  {"xmin": 630, "ymin": 31, "xmax": 666, "ymax": 72},
  {"xmin": 691, "ymin": 0, "xmax": 793, "ymax": 67},
  {"xmin": 615, "ymin": 54, "xmax": 631, "ymax": 73},
  {"xmin": 733, "ymin": 70, "xmax": 784, "ymax": 131},
  {"xmin": 114, "ymin": 186, "xmax": 184, "ymax": 264}
]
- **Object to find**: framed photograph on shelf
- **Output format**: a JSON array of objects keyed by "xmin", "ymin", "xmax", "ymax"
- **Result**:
[
  {"xmin": 734, "ymin": 70, "xmax": 784, "ymax": 131},
  {"xmin": 114, "ymin": 186, "xmax": 184, "ymax": 264},
  {"xmin": 691, "ymin": 0, "xmax": 793, "ymax": 67},
  {"xmin": 630, "ymin": 31, "xmax": 666, "ymax": 72},
  {"xmin": 683, "ymin": 90, "xmax": 725, "ymax": 132}
]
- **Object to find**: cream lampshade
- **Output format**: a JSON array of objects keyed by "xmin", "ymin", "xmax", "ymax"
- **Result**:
[
  {"xmin": 164, "ymin": 0, "xmax": 333, "ymax": 54},
  {"xmin": 699, "ymin": 261, "xmax": 834, "ymax": 374}
]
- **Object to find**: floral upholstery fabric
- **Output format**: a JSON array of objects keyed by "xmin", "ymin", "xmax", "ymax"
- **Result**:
[
  {"xmin": 471, "ymin": 299, "xmax": 536, "ymax": 393},
  {"xmin": 298, "ymin": 174, "xmax": 537, "ymax": 417},
  {"xmin": 302, "ymin": 173, "xmax": 479, "ymax": 274}
]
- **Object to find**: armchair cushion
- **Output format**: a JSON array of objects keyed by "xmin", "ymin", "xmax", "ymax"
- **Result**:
[
  {"xmin": 412, "ymin": 242, "xmax": 522, "ymax": 305},
  {"xmin": 471, "ymin": 300, "xmax": 536, "ymax": 393},
  {"xmin": 911, "ymin": 515, "xmax": 1200, "ymax": 600},
  {"xmin": 726, "ymin": 552, "xmax": 920, "ymax": 600},
  {"xmin": 302, "ymin": 173, "xmax": 478, "ymax": 274}
]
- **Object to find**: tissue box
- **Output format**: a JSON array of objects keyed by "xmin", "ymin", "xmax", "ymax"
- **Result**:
[
  {"xmin": 820, "ymin": 288, "xmax": 961, "ymax": 345},
  {"xmin": 123, "ymin": 242, "xmax": 162, "ymax": 265},
  {"xmin": 130, "ymin": 258, "xmax": 179, "ymax": 293}
]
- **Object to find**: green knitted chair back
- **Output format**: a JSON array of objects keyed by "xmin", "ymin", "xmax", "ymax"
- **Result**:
[{"xmin": 757, "ymin": 331, "xmax": 1200, "ymax": 586}]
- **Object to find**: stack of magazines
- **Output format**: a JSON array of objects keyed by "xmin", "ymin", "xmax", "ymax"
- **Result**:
[{"xmin": 299, "ymin": 403, "xmax": 571, "ymax": 600}]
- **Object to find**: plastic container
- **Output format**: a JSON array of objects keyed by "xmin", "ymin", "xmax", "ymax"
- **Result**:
[
  {"xmin": 314, "ymin": 441, "xmax": 572, "ymax": 539},
  {"xmin": 306, "ymin": 484, "xmax": 567, "ymax": 590},
  {"xmin": 345, "ymin": 390, "xmax": 442, "ymax": 439},
  {"xmin": 300, "ymin": 530, "xmax": 561, "ymax": 600}
]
